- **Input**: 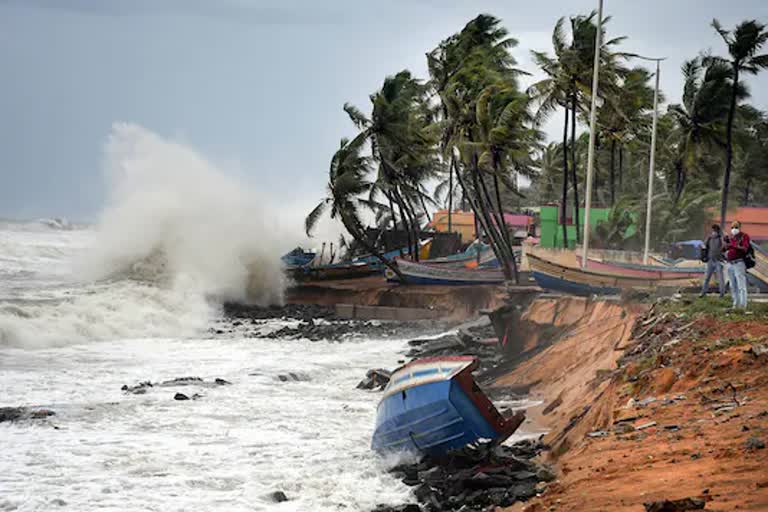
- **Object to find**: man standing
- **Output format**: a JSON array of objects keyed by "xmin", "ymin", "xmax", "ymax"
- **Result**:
[
  {"xmin": 700, "ymin": 224, "xmax": 725, "ymax": 298},
  {"xmin": 723, "ymin": 220, "xmax": 751, "ymax": 309}
]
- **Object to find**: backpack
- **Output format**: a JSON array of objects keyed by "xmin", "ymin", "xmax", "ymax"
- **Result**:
[
  {"xmin": 699, "ymin": 243, "xmax": 708, "ymax": 263},
  {"xmin": 745, "ymin": 243, "xmax": 756, "ymax": 269}
]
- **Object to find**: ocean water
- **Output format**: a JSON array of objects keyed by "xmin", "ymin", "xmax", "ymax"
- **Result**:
[{"xmin": 0, "ymin": 219, "xmax": 415, "ymax": 512}]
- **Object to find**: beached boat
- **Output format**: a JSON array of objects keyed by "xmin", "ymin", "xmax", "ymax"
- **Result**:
[
  {"xmin": 371, "ymin": 356, "xmax": 524, "ymax": 455},
  {"xmin": 297, "ymin": 261, "xmax": 379, "ymax": 281},
  {"xmin": 580, "ymin": 257, "xmax": 705, "ymax": 279},
  {"xmin": 388, "ymin": 259, "xmax": 505, "ymax": 285},
  {"xmin": 529, "ymin": 254, "xmax": 701, "ymax": 296}
]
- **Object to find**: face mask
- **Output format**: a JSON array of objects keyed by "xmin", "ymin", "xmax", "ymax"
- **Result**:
[{"xmin": 731, "ymin": 228, "xmax": 740, "ymax": 236}]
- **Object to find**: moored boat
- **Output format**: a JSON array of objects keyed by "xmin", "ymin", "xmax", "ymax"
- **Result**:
[
  {"xmin": 387, "ymin": 259, "xmax": 505, "ymax": 285},
  {"xmin": 371, "ymin": 356, "xmax": 524, "ymax": 455},
  {"xmin": 580, "ymin": 256, "xmax": 705, "ymax": 279},
  {"xmin": 529, "ymin": 254, "xmax": 701, "ymax": 296}
]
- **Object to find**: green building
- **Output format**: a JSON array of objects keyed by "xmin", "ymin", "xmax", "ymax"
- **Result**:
[{"xmin": 539, "ymin": 205, "xmax": 613, "ymax": 249}]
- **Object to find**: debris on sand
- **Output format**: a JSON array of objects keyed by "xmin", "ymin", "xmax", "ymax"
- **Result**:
[{"xmin": 643, "ymin": 497, "xmax": 705, "ymax": 511}]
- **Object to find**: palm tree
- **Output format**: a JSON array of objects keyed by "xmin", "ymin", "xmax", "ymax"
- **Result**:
[
  {"xmin": 305, "ymin": 138, "xmax": 405, "ymax": 280},
  {"xmin": 530, "ymin": 142, "xmax": 564, "ymax": 204},
  {"xmin": 530, "ymin": 12, "xmax": 626, "ymax": 245},
  {"xmin": 344, "ymin": 70, "xmax": 439, "ymax": 261},
  {"xmin": 708, "ymin": 19, "xmax": 768, "ymax": 227},
  {"xmin": 667, "ymin": 57, "xmax": 738, "ymax": 201},
  {"xmin": 598, "ymin": 66, "xmax": 655, "ymax": 205},
  {"xmin": 428, "ymin": 14, "xmax": 527, "ymax": 281}
]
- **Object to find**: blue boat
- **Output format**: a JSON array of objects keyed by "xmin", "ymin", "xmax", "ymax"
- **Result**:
[{"xmin": 371, "ymin": 357, "xmax": 524, "ymax": 456}]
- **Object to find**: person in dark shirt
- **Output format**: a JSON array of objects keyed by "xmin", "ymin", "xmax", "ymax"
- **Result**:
[
  {"xmin": 723, "ymin": 220, "xmax": 751, "ymax": 309},
  {"xmin": 700, "ymin": 224, "xmax": 724, "ymax": 298}
]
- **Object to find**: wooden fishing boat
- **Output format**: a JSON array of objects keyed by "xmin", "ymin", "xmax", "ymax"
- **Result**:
[
  {"xmin": 388, "ymin": 259, "xmax": 505, "ymax": 285},
  {"xmin": 297, "ymin": 261, "xmax": 379, "ymax": 281},
  {"xmin": 580, "ymin": 257, "xmax": 705, "ymax": 279},
  {"xmin": 529, "ymin": 254, "xmax": 701, "ymax": 296},
  {"xmin": 371, "ymin": 356, "xmax": 524, "ymax": 455},
  {"xmin": 749, "ymin": 243, "xmax": 768, "ymax": 291}
]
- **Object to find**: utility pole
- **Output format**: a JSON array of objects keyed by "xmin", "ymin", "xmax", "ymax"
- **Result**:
[{"xmin": 580, "ymin": 0, "xmax": 603, "ymax": 269}]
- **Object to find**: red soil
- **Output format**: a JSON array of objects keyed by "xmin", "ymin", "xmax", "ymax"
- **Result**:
[{"xmin": 496, "ymin": 302, "xmax": 768, "ymax": 512}]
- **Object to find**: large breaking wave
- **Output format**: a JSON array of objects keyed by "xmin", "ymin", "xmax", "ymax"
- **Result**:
[{"xmin": 0, "ymin": 123, "xmax": 285, "ymax": 348}]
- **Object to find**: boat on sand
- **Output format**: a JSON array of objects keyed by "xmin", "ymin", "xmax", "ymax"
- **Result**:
[{"xmin": 372, "ymin": 356, "xmax": 524, "ymax": 456}]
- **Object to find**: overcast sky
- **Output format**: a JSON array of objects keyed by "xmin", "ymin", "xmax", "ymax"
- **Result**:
[{"xmin": 1, "ymin": 0, "xmax": 767, "ymax": 221}]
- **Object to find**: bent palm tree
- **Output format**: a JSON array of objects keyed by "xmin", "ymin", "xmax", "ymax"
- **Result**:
[
  {"xmin": 305, "ymin": 138, "xmax": 405, "ymax": 280},
  {"xmin": 708, "ymin": 19, "xmax": 768, "ymax": 227}
]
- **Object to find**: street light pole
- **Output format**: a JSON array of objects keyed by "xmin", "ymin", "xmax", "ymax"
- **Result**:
[
  {"xmin": 580, "ymin": 0, "xmax": 603, "ymax": 269},
  {"xmin": 637, "ymin": 57, "xmax": 666, "ymax": 264}
]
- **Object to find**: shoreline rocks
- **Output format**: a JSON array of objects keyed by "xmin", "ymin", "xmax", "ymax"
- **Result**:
[{"xmin": 373, "ymin": 439, "xmax": 551, "ymax": 511}]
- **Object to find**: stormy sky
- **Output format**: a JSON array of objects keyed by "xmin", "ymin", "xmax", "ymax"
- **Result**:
[{"xmin": 1, "ymin": 0, "xmax": 766, "ymax": 220}]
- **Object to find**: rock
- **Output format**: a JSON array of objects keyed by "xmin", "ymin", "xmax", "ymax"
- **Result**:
[
  {"xmin": 636, "ymin": 421, "xmax": 658, "ymax": 431},
  {"xmin": 29, "ymin": 409, "xmax": 55, "ymax": 419},
  {"xmin": 745, "ymin": 437, "xmax": 765, "ymax": 451},
  {"xmin": 587, "ymin": 430, "xmax": 609, "ymax": 438},
  {"xmin": 0, "ymin": 406, "xmax": 26, "ymax": 423},
  {"xmin": 174, "ymin": 393, "xmax": 190, "ymax": 401},
  {"xmin": 277, "ymin": 372, "xmax": 310, "ymax": 382},
  {"xmin": 357, "ymin": 368, "xmax": 391, "ymax": 390},
  {"xmin": 536, "ymin": 466, "xmax": 557, "ymax": 482},
  {"xmin": 215, "ymin": 378, "xmax": 232, "ymax": 385},
  {"xmin": 643, "ymin": 497, "xmax": 705, "ymax": 511},
  {"xmin": 0, "ymin": 406, "xmax": 55, "ymax": 423},
  {"xmin": 269, "ymin": 491, "xmax": 288, "ymax": 503}
]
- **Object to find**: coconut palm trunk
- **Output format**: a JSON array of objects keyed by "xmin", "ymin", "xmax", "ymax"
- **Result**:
[
  {"xmin": 720, "ymin": 65, "xmax": 739, "ymax": 228},
  {"xmin": 471, "ymin": 154, "xmax": 515, "ymax": 280},
  {"xmin": 339, "ymin": 211, "xmax": 406, "ymax": 281},
  {"xmin": 561, "ymin": 106, "xmax": 570, "ymax": 248},
  {"xmin": 493, "ymin": 169, "xmax": 519, "ymax": 283},
  {"xmin": 448, "ymin": 158, "xmax": 454, "ymax": 232},
  {"xmin": 455, "ymin": 157, "xmax": 512, "ymax": 280},
  {"xmin": 609, "ymin": 139, "xmax": 616, "ymax": 206},
  {"xmin": 570, "ymin": 89, "xmax": 581, "ymax": 243}
]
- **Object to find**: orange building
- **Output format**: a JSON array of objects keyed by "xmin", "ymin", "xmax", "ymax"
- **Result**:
[
  {"xmin": 711, "ymin": 207, "xmax": 768, "ymax": 242},
  {"xmin": 430, "ymin": 209, "xmax": 534, "ymax": 243}
]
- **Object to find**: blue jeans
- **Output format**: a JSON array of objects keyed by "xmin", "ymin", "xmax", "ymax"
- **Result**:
[
  {"xmin": 727, "ymin": 260, "xmax": 748, "ymax": 309},
  {"xmin": 701, "ymin": 260, "xmax": 724, "ymax": 296}
]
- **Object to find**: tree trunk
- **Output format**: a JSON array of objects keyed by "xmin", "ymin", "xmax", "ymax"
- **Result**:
[
  {"xmin": 618, "ymin": 145, "xmax": 624, "ymax": 192},
  {"xmin": 493, "ymin": 166, "xmax": 519, "ymax": 283},
  {"xmin": 418, "ymin": 193, "xmax": 432, "ymax": 224},
  {"xmin": 609, "ymin": 138, "xmax": 616, "ymax": 206},
  {"xmin": 386, "ymin": 192, "xmax": 403, "ymax": 257},
  {"xmin": 393, "ymin": 191, "xmax": 413, "ymax": 260},
  {"xmin": 403, "ymin": 193, "xmax": 422, "ymax": 262},
  {"xmin": 453, "ymin": 157, "xmax": 510, "ymax": 279},
  {"xmin": 448, "ymin": 156, "xmax": 454, "ymax": 232},
  {"xmin": 339, "ymin": 211, "xmax": 406, "ymax": 281},
  {"xmin": 743, "ymin": 178, "xmax": 751, "ymax": 206},
  {"xmin": 561, "ymin": 105, "xmax": 570, "ymax": 248},
  {"xmin": 720, "ymin": 65, "xmax": 739, "ymax": 229},
  {"xmin": 570, "ymin": 89, "xmax": 581, "ymax": 244},
  {"xmin": 464, "ymin": 154, "xmax": 512, "ymax": 280},
  {"xmin": 473, "ymin": 156, "xmax": 515, "ymax": 280},
  {"xmin": 674, "ymin": 158, "xmax": 685, "ymax": 203}
]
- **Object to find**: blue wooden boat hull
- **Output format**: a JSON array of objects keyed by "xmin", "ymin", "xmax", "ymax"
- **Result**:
[
  {"xmin": 372, "ymin": 358, "xmax": 524, "ymax": 456},
  {"xmin": 532, "ymin": 270, "xmax": 620, "ymax": 296},
  {"xmin": 373, "ymin": 380, "xmax": 499, "ymax": 454}
]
